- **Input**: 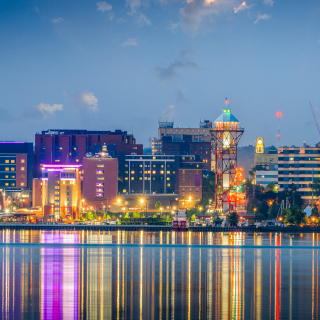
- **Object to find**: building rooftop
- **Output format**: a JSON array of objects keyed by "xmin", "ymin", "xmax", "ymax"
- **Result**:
[
  {"xmin": 214, "ymin": 109, "xmax": 239, "ymax": 123},
  {"xmin": 37, "ymin": 129, "xmax": 131, "ymax": 136}
]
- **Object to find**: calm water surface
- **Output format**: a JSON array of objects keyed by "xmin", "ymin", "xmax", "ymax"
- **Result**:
[{"xmin": 0, "ymin": 230, "xmax": 319, "ymax": 319}]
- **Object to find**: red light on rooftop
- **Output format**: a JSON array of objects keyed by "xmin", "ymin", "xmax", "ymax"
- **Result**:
[
  {"xmin": 276, "ymin": 112, "xmax": 282, "ymax": 117},
  {"xmin": 225, "ymin": 100, "xmax": 229, "ymax": 105}
]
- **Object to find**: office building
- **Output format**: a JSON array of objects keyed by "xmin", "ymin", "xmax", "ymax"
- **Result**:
[
  {"xmin": 278, "ymin": 146, "xmax": 320, "ymax": 204},
  {"xmin": 41, "ymin": 164, "xmax": 81, "ymax": 219},
  {"xmin": 161, "ymin": 135, "xmax": 211, "ymax": 172},
  {"xmin": 255, "ymin": 170, "xmax": 278, "ymax": 188},
  {"xmin": 34, "ymin": 129, "xmax": 142, "ymax": 177}
]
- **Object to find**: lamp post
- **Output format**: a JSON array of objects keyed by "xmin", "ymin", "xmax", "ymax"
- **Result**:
[{"xmin": 160, "ymin": 207, "xmax": 163, "ymax": 218}]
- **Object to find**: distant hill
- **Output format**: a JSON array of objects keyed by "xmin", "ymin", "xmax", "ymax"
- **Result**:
[{"xmin": 238, "ymin": 145, "xmax": 254, "ymax": 178}]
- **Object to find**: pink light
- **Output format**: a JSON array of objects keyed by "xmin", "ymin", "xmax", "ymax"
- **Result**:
[
  {"xmin": 47, "ymin": 169, "xmax": 62, "ymax": 171},
  {"xmin": 41, "ymin": 164, "xmax": 82, "ymax": 168}
]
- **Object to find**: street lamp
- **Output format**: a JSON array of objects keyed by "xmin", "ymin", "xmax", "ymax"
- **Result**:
[{"xmin": 160, "ymin": 207, "xmax": 163, "ymax": 218}]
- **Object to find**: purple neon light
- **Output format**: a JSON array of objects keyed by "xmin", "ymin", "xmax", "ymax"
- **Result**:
[
  {"xmin": 0, "ymin": 141, "xmax": 25, "ymax": 144},
  {"xmin": 42, "ymin": 164, "xmax": 82, "ymax": 168}
]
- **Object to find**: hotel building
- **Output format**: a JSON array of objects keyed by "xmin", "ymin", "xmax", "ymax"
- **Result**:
[{"xmin": 41, "ymin": 164, "xmax": 81, "ymax": 219}]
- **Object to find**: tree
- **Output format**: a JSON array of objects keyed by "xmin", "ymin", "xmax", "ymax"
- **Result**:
[
  {"xmin": 309, "ymin": 178, "xmax": 320, "ymax": 197},
  {"xmin": 267, "ymin": 203, "xmax": 280, "ymax": 219},
  {"xmin": 258, "ymin": 200, "xmax": 269, "ymax": 218},
  {"xmin": 213, "ymin": 216, "xmax": 223, "ymax": 225},
  {"xmin": 107, "ymin": 214, "xmax": 111, "ymax": 220},
  {"xmin": 312, "ymin": 204, "xmax": 318, "ymax": 216},
  {"xmin": 291, "ymin": 205, "xmax": 305, "ymax": 226},
  {"xmin": 227, "ymin": 212, "xmax": 239, "ymax": 226},
  {"xmin": 255, "ymin": 212, "xmax": 266, "ymax": 221},
  {"xmin": 155, "ymin": 201, "xmax": 161, "ymax": 210},
  {"xmin": 198, "ymin": 171, "xmax": 215, "ymax": 207},
  {"xmin": 102, "ymin": 212, "xmax": 107, "ymax": 220},
  {"xmin": 152, "ymin": 214, "xmax": 157, "ymax": 218},
  {"xmin": 133, "ymin": 212, "xmax": 141, "ymax": 218},
  {"xmin": 91, "ymin": 212, "xmax": 97, "ymax": 221},
  {"xmin": 265, "ymin": 182, "xmax": 278, "ymax": 193},
  {"xmin": 124, "ymin": 212, "xmax": 130, "ymax": 218},
  {"xmin": 190, "ymin": 214, "xmax": 196, "ymax": 222},
  {"xmin": 111, "ymin": 215, "xmax": 116, "ymax": 220}
]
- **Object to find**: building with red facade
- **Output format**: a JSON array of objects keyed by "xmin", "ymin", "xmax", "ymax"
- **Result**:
[
  {"xmin": 176, "ymin": 157, "xmax": 203, "ymax": 208},
  {"xmin": 34, "ymin": 129, "xmax": 142, "ymax": 177},
  {"xmin": 41, "ymin": 164, "xmax": 81, "ymax": 219},
  {"xmin": 82, "ymin": 152, "xmax": 118, "ymax": 211}
]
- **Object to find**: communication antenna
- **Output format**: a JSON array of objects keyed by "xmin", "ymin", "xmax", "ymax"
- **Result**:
[
  {"xmin": 276, "ymin": 112, "xmax": 282, "ymax": 150},
  {"xmin": 310, "ymin": 102, "xmax": 320, "ymax": 137}
]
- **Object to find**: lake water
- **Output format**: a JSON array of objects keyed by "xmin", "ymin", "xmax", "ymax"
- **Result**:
[{"xmin": 0, "ymin": 230, "xmax": 319, "ymax": 319}]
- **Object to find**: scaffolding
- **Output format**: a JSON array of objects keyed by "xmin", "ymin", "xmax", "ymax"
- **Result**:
[{"xmin": 211, "ymin": 106, "xmax": 244, "ymax": 213}]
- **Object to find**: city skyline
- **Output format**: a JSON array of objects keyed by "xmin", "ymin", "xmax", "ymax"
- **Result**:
[{"xmin": 0, "ymin": 0, "xmax": 319, "ymax": 148}]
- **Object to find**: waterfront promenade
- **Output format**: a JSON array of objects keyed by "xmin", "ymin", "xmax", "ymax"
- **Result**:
[{"xmin": 1, "ymin": 223, "xmax": 320, "ymax": 233}]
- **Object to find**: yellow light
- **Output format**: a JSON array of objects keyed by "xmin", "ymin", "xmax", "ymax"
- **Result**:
[
  {"xmin": 140, "ymin": 199, "xmax": 144, "ymax": 203},
  {"xmin": 117, "ymin": 198, "xmax": 121, "ymax": 203}
]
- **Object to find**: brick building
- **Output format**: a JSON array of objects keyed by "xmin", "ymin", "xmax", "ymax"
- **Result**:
[
  {"xmin": 34, "ymin": 129, "xmax": 142, "ymax": 177},
  {"xmin": 82, "ymin": 152, "xmax": 118, "ymax": 211}
]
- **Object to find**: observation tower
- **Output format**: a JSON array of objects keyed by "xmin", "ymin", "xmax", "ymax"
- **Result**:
[{"xmin": 211, "ymin": 100, "xmax": 244, "ymax": 213}]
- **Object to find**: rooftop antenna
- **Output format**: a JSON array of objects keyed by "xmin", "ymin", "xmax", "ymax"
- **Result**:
[
  {"xmin": 276, "ymin": 112, "xmax": 282, "ymax": 150},
  {"xmin": 310, "ymin": 102, "xmax": 320, "ymax": 137}
]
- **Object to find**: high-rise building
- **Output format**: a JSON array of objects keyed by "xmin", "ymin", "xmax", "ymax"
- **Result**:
[
  {"xmin": 34, "ymin": 129, "xmax": 142, "ymax": 177},
  {"xmin": 157, "ymin": 120, "xmax": 214, "ymax": 171},
  {"xmin": 161, "ymin": 135, "xmax": 211, "ymax": 172},
  {"xmin": 41, "ymin": 164, "xmax": 81, "ymax": 219},
  {"xmin": 278, "ymin": 146, "xmax": 320, "ymax": 204}
]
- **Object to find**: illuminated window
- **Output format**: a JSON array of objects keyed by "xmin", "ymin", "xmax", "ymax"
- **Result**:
[
  {"xmin": 125, "ymin": 164, "xmax": 128, "ymax": 167},
  {"xmin": 123, "ymin": 189, "xmax": 126, "ymax": 193},
  {"xmin": 76, "ymin": 159, "xmax": 79, "ymax": 162},
  {"xmin": 131, "ymin": 177, "xmax": 134, "ymax": 180},
  {"xmin": 55, "ymin": 160, "xmax": 60, "ymax": 162},
  {"xmin": 173, "ymin": 171, "xmax": 175, "ymax": 174},
  {"xmin": 161, "ymin": 165, "xmax": 164, "ymax": 168},
  {"xmin": 55, "ymin": 186, "xmax": 60, "ymax": 190},
  {"xmin": 139, "ymin": 165, "xmax": 143, "ymax": 168},
  {"xmin": 167, "ymin": 171, "xmax": 170, "ymax": 174},
  {"xmin": 11, "ymin": 167, "xmax": 15, "ymax": 171},
  {"xmin": 11, "ymin": 160, "xmax": 15, "ymax": 164},
  {"xmin": 96, "ymin": 183, "xmax": 104, "ymax": 187},
  {"xmin": 139, "ymin": 177, "xmax": 142, "ymax": 180},
  {"xmin": 5, "ymin": 160, "xmax": 9, "ymax": 163},
  {"xmin": 144, "ymin": 177, "xmax": 148, "ymax": 180},
  {"xmin": 5, "ymin": 167, "xmax": 9, "ymax": 171},
  {"xmin": 97, "ymin": 164, "xmax": 104, "ymax": 168},
  {"xmin": 55, "ymin": 191, "xmax": 59, "ymax": 195},
  {"xmin": 152, "ymin": 171, "xmax": 156, "ymax": 174},
  {"xmin": 11, "ymin": 183, "xmax": 15, "ymax": 186},
  {"xmin": 160, "ymin": 171, "xmax": 164, "ymax": 174},
  {"xmin": 21, "ymin": 159, "xmax": 25, "ymax": 163},
  {"xmin": 131, "ymin": 171, "xmax": 135, "ymax": 174},
  {"xmin": 289, "ymin": 157, "xmax": 294, "ymax": 161},
  {"xmin": 11, "ymin": 176, "xmax": 15, "ymax": 179},
  {"xmin": 55, "ymin": 197, "xmax": 59, "ymax": 200},
  {"xmin": 167, "ymin": 177, "xmax": 170, "ymax": 180},
  {"xmin": 96, "ymin": 193, "xmax": 103, "ymax": 197},
  {"xmin": 167, "ymin": 183, "xmax": 170, "ymax": 187},
  {"xmin": 5, "ymin": 175, "xmax": 8, "ymax": 179},
  {"xmin": 96, "ymin": 170, "xmax": 104, "ymax": 175},
  {"xmin": 5, "ymin": 183, "xmax": 9, "ymax": 186},
  {"xmin": 96, "ymin": 188, "xmax": 104, "ymax": 192},
  {"xmin": 125, "ymin": 177, "xmax": 128, "ymax": 180},
  {"xmin": 55, "ymin": 181, "xmax": 60, "ymax": 184}
]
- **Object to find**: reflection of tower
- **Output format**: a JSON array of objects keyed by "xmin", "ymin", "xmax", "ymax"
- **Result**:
[{"xmin": 211, "ymin": 99, "xmax": 244, "ymax": 213}]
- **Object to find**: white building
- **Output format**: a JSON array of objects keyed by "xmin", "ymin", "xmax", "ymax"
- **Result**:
[{"xmin": 255, "ymin": 170, "xmax": 278, "ymax": 188}]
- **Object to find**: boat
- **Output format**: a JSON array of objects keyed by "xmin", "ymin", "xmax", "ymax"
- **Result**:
[{"xmin": 172, "ymin": 210, "xmax": 189, "ymax": 231}]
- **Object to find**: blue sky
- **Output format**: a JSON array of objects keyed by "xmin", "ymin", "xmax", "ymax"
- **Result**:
[{"xmin": 0, "ymin": 0, "xmax": 319, "ymax": 148}]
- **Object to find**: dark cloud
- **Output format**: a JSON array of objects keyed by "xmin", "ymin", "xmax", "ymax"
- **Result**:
[
  {"xmin": 174, "ymin": 87, "xmax": 190, "ymax": 105},
  {"xmin": 155, "ymin": 51, "xmax": 198, "ymax": 82}
]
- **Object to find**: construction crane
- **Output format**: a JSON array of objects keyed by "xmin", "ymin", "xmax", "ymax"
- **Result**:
[{"xmin": 310, "ymin": 102, "xmax": 320, "ymax": 137}]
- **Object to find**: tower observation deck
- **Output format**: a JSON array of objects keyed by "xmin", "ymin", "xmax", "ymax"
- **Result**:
[{"xmin": 211, "ymin": 101, "xmax": 244, "ymax": 213}]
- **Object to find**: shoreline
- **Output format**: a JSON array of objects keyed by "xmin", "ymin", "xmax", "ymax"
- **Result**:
[{"xmin": 0, "ymin": 224, "xmax": 320, "ymax": 233}]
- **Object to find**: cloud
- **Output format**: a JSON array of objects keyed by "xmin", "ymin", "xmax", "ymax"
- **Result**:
[
  {"xmin": 66, "ymin": 91, "xmax": 99, "ymax": 112},
  {"xmin": 162, "ymin": 105, "xmax": 175, "ymax": 119},
  {"xmin": 33, "ymin": 6, "xmax": 40, "ymax": 14},
  {"xmin": 179, "ymin": 0, "xmax": 238, "ymax": 34},
  {"xmin": 126, "ymin": 0, "xmax": 141, "ymax": 14},
  {"xmin": 254, "ymin": 14, "xmax": 271, "ymax": 23},
  {"xmin": 263, "ymin": 0, "xmax": 274, "ymax": 6},
  {"xmin": 22, "ymin": 103, "xmax": 63, "ymax": 120},
  {"xmin": 122, "ymin": 38, "xmax": 138, "ymax": 46},
  {"xmin": 155, "ymin": 52, "xmax": 198, "ymax": 82},
  {"xmin": 234, "ymin": 2, "xmax": 249, "ymax": 13},
  {"xmin": 138, "ymin": 13, "xmax": 152, "ymax": 26},
  {"xmin": 97, "ymin": 1, "xmax": 112, "ymax": 12},
  {"xmin": 51, "ymin": 17, "xmax": 63, "ymax": 24},
  {"xmin": 174, "ymin": 87, "xmax": 190, "ymax": 104}
]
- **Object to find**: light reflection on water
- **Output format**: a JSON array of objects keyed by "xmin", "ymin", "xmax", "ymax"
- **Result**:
[{"xmin": 0, "ymin": 230, "xmax": 319, "ymax": 319}]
